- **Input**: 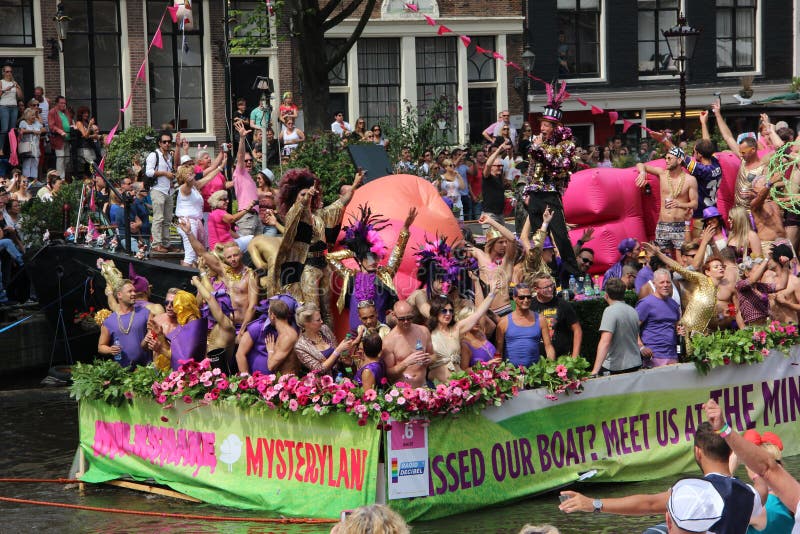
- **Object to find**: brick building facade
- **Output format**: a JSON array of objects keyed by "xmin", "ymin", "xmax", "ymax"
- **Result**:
[{"xmin": 1, "ymin": 0, "xmax": 525, "ymax": 150}]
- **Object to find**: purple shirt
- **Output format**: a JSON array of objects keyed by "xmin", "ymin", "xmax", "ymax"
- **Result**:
[
  {"xmin": 355, "ymin": 361, "xmax": 386, "ymax": 387},
  {"xmin": 683, "ymin": 155, "xmax": 722, "ymax": 219},
  {"xmin": 103, "ymin": 303, "xmax": 151, "ymax": 368},
  {"xmin": 636, "ymin": 294, "xmax": 681, "ymax": 361},
  {"xmin": 244, "ymin": 316, "xmax": 274, "ymax": 374},
  {"xmin": 166, "ymin": 318, "xmax": 208, "ymax": 370}
]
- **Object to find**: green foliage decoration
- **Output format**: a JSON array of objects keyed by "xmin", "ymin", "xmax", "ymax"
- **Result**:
[{"xmin": 104, "ymin": 125, "xmax": 157, "ymax": 182}]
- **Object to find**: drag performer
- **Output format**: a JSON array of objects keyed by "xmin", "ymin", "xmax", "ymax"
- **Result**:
[
  {"xmin": 275, "ymin": 168, "xmax": 363, "ymax": 323},
  {"xmin": 235, "ymin": 294, "xmax": 300, "ymax": 375},
  {"xmin": 327, "ymin": 206, "xmax": 417, "ymax": 330},
  {"xmin": 407, "ymin": 236, "xmax": 479, "ymax": 321},
  {"xmin": 97, "ymin": 279, "xmax": 152, "ymax": 368},
  {"xmin": 165, "ymin": 290, "xmax": 207, "ymax": 370},
  {"xmin": 524, "ymin": 81, "xmax": 581, "ymax": 276},
  {"xmin": 192, "ymin": 275, "xmax": 236, "ymax": 368}
]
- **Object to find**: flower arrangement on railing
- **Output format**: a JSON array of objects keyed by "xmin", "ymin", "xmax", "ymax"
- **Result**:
[
  {"xmin": 70, "ymin": 356, "xmax": 591, "ymax": 424},
  {"xmin": 689, "ymin": 322, "xmax": 800, "ymax": 374}
]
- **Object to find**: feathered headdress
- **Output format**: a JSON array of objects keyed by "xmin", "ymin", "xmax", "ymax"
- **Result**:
[
  {"xmin": 341, "ymin": 204, "xmax": 390, "ymax": 261},
  {"xmin": 415, "ymin": 235, "xmax": 477, "ymax": 296},
  {"xmin": 542, "ymin": 80, "xmax": 568, "ymax": 123}
]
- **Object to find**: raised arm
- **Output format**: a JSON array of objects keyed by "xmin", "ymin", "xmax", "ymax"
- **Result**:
[
  {"xmin": 235, "ymin": 120, "xmax": 250, "ymax": 169},
  {"xmin": 712, "ymin": 103, "xmax": 741, "ymax": 158},
  {"xmin": 176, "ymin": 218, "xmax": 224, "ymax": 275},
  {"xmin": 191, "ymin": 276, "xmax": 232, "ymax": 329},
  {"xmin": 384, "ymin": 208, "xmax": 416, "ymax": 277},
  {"xmin": 699, "ymin": 110, "xmax": 711, "ymax": 140},
  {"xmin": 455, "ymin": 278, "xmax": 500, "ymax": 335},
  {"xmin": 478, "ymin": 213, "xmax": 517, "ymax": 266}
]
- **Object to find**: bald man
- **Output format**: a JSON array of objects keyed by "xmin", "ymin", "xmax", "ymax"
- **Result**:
[{"xmin": 382, "ymin": 301, "xmax": 433, "ymax": 388}]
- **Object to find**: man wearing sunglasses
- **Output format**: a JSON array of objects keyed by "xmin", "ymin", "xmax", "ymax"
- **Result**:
[
  {"xmin": 529, "ymin": 273, "xmax": 582, "ymax": 359},
  {"xmin": 382, "ymin": 301, "xmax": 432, "ymax": 388},
  {"xmin": 145, "ymin": 130, "xmax": 180, "ymax": 253}
]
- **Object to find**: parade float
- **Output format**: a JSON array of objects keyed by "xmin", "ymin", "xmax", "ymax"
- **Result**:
[{"xmin": 70, "ymin": 322, "xmax": 800, "ymax": 521}]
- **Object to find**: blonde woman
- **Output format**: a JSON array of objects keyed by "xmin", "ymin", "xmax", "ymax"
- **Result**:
[
  {"xmin": 438, "ymin": 158, "xmax": 466, "ymax": 221},
  {"xmin": 17, "ymin": 107, "xmax": 42, "ymax": 179},
  {"xmin": 294, "ymin": 303, "xmax": 355, "ymax": 375},
  {"xmin": 726, "ymin": 206, "xmax": 762, "ymax": 262},
  {"xmin": 8, "ymin": 172, "xmax": 31, "ymax": 204},
  {"xmin": 174, "ymin": 160, "xmax": 208, "ymax": 266}
]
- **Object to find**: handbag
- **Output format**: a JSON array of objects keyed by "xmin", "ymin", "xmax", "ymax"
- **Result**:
[{"xmin": 17, "ymin": 140, "xmax": 34, "ymax": 156}]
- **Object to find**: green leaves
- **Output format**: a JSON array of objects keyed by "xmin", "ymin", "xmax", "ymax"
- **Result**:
[{"xmin": 688, "ymin": 322, "xmax": 798, "ymax": 374}]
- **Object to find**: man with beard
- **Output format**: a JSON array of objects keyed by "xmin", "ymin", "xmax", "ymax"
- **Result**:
[{"xmin": 636, "ymin": 147, "xmax": 698, "ymax": 261}]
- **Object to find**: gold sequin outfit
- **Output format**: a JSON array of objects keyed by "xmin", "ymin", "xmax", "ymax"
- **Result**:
[{"xmin": 670, "ymin": 262, "xmax": 717, "ymax": 355}]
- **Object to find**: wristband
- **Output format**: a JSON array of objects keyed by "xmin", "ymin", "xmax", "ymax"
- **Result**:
[
  {"xmin": 639, "ymin": 345, "xmax": 646, "ymax": 352},
  {"xmin": 717, "ymin": 422, "xmax": 732, "ymax": 438}
]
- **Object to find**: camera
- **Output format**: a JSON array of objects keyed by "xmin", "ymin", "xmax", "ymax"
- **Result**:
[{"xmin": 221, "ymin": 143, "xmax": 231, "ymax": 153}]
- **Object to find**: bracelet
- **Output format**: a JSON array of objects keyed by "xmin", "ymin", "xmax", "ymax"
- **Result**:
[
  {"xmin": 717, "ymin": 422, "xmax": 732, "ymax": 438},
  {"xmin": 639, "ymin": 345, "xmax": 646, "ymax": 352}
]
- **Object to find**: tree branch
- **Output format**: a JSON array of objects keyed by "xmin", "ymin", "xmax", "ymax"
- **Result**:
[
  {"xmin": 322, "ymin": 0, "xmax": 367, "ymax": 32},
  {"xmin": 324, "ymin": 0, "xmax": 376, "ymax": 67},
  {"xmin": 319, "ymin": 0, "xmax": 344, "ymax": 21}
]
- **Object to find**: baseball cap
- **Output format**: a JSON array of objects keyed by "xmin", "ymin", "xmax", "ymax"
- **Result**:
[{"xmin": 667, "ymin": 478, "xmax": 724, "ymax": 533}]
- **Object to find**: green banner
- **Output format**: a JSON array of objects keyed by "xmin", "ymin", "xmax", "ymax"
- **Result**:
[
  {"xmin": 391, "ymin": 351, "xmax": 800, "ymax": 521},
  {"xmin": 79, "ymin": 398, "xmax": 380, "ymax": 518}
]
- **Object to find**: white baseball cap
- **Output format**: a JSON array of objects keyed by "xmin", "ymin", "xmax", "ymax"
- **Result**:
[{"xmin": 667, "ymin": 478, "xmax": 724, "ymax": 533}]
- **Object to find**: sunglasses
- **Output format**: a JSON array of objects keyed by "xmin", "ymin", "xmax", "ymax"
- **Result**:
[
  {"xmin": 396, "ymin": 315, "xmax": 414, "ymax": 322},
  {"xmin": 516, "ymin": 294, "xmax": 533, "ymax": 300},
  {"xmin": 357, "ymin": 299, "xmax": 375, "ymax": 308},
  {"xmin": 581, "ymin": 257, "xmax": 593, "ymax": 266},
  {"xmin": 244, "ymin": 158, "xmax": 253, "ymax": 162},
  {"xmin": 439, "ymin": 308, "xmax": 454, "ymax": 314},
  {"xmin": 160, "ymin": 139, "xmax": 171, "ymax": 144}
]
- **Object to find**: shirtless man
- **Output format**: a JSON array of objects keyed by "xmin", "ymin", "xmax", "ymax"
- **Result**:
[
  {"xmin": 750, "ymin": 177, "xmax": 787, "ymax": 246},
  {"xmin": 473, "ymin": 214, "xmax": 517, "ymax": 316},
  {"xmin": 179, "ymin": 219, "xmax": 257, "ymax": 331},
  {"xmin": 382, "ymin": 301, "xmax": 433, "ymax": 388},
  {"xmin": 774, "ymin": 268, "xmax": 800, "ymax": 323},
  {"xmin": 713, "ymin": 102, "xmax": 771, "ymax": 210},
  {"xmin": 636, "ymin": 147, "xmax": 698, "ymax": 261}
]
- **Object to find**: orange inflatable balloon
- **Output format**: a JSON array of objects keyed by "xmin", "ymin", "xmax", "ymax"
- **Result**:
[{"xmin": 328, "ymin": 174, "xmax": 463, "ymax": 336}]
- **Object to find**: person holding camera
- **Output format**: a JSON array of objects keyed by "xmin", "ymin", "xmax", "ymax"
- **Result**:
[
  {"xmin": 0, "ymin": 64, "xmax": 22, "ymax": 157},
  {"xmin": 145, "ymin": 130, "xmax": 180, "ymax": 253}
]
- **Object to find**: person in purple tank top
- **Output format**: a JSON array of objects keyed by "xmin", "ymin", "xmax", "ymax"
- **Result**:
[
  {"xmin": 354, "ymin": 332, "xmax": 386, "ymax": 390},
  {"xmin": 495, "ymin": 283, "xmax": 555, "ymax": 367},
  {"xmin": 457, "ymin": 305, "xmax": 499, "ymax": 370},
  {"xmin": 98, "ymin": 280, "xmax": 152, "ymax": 368}
]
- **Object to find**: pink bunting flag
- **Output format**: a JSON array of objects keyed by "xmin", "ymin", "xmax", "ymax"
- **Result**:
[
  {"xmin": 136, "ymin": 61, "xmax": 146, "ymax": 81},
  {"xmin": 492, "ymin": 51, "xmax": 505, "ymax": 60},
  {"xmin": 437, "ymin": 25, "xmax": 452, "ymax": 36},
  {"xmin": 121, "ymin": 94, "xmax": 133, "ymax": 113},
  {"xmin": 475, "ymin": 46, "xmax": 489, "ymax": 55},
  {"xmin": 457, "ymin": 104, "xmax": 463, "ymax": 111},
  {"xmin": 608, "ymin": 111, "xmax": 619, "ymax": 125},
  {"xmin": 576, "ymin": 98, "xmax": 587, "ymax": 106},
  {"xmin": 591, "ymin": 105, "xmax": 604, "ymax": 115},
  {"xmin": 89, "ymin": 188, "xmax": 96, "ymax": 212},
  {"xmin": 622, "ymin": 120, "xmax": 634, "ymax": 133},
  {"xmin": 87, "ymin": 218, "xmax": 99, "ymax": 239},
  {"xmin": 105, "ymin": 123, "xmax": 119, "ymax": 147},
  {"xmin": 564, "ymin": 91, "xmax": 571, "ymax": 99},
  {"xmin": 167, "ymin": 5, "xmax": 179, "ymax": 23},
  {"xmin": 423, "ymin": 15, "xmax": 436, "ymax": 26},
  {"xmin": 98, "ymin": 156, "xmax": 105, "ymax": 172},
  {"xmin": 151, "ymin": 27, "xmax": 163, "ymax": 49},
  {"xmin": 404, "ymin": 2, "xmax": 419, "ymax": 11},
  {"xmin": 460, "ymin": 35, "xmax": 471, "ymax": 48},
  {"xmin": 506, "ymin": 61, "xmax": 520, "ymax": 71}
]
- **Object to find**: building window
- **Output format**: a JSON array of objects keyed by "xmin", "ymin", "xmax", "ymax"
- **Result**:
[
  {"xmin": 147, "ymin": 0, "xmax": 205, "ymax": 131},
  {"xmin": 556, "ymin": 0, "xmax": 601, "ymax": 78},
  {"xmin": 0, "ymin": 0, "xmax": 34, "ymax": 46},
  {"xmin": 416, "ymin": 36, "xmax": 458, "ymax": 137},
  {"xmin": 637, "ymin": 0, "xmax": 677, "ymax": 75},
  {"xmin": 328, "ymin": 39, "xmax": 348, "ymax": 87},
  {"xmin": 467, "ymin": 36, "xmax": 496, "ymax": 82},
  {"xmin": 358, "ymin": 38, "xmax": 400, "ymax": 128},
  {"xmin": 229, "ymin": 0, "xmax": 271, "ymax": 51},
  {"xmin": 716, "ymin": 0, "xmax": 756, "ymax": 72},
  {"xmin": 63, "ymin": 1, "xmax": 123, "ymax": 130}
]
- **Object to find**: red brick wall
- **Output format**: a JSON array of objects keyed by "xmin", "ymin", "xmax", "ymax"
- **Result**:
[
  {"xmin": 41, "ymin": 0, "xmax": 61, "ymax": 97},
  {"xmin": 125, "ymin": 0, "xmax": 148, "ymax": 128},
  {"xmin": 208, "ymin": 0, "xmax": 228, "ymax": 142}
]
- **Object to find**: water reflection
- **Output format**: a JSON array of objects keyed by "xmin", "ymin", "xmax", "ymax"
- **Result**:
[{"xmin": 1, "ymin": 389, "xmax": 796, "ymax": 534}]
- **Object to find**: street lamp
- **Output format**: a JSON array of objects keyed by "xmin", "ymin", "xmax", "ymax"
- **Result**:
[
  {"xmin": 53, "ymin": 2, "xmax": 71, "ymax": 53},
  {"xmin": 521, "ymin": 48, "xmax": 536, "ymax": 120},
  {"xmin": 662, "ymin": 11, "xmax": 701, "ymax": 134}
]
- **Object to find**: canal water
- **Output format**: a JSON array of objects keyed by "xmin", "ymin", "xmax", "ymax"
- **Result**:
[{"xmin": 1, "ymin": 387, "xmax": 797, "ymax": 534}]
